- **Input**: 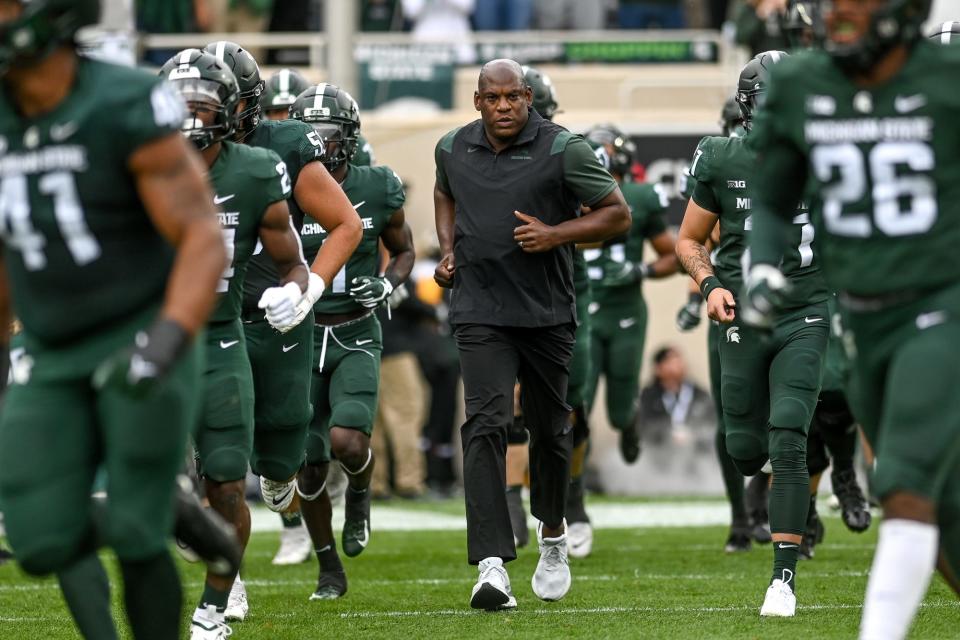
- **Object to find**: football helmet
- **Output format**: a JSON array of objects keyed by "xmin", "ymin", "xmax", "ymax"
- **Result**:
[
  {"xmin": 736, "ymin": 50, "xmax": 790, "ymax": 129},
  {"xmin": 0, "ymin": 0, "xmax": 99, "ymax": 74},
  {"xmin": 928, "ymin": 20, "xmax": 960, "ymax": 45},
  {"xmin": 289, "ymin": 83, "xmax": 361, "ymax": 172},
  {"xmin": 522, "ymin": 65, "xmax": 559, "ymax": 121},
  {"xmin": 824, "ymin": 0, "xmax": 931, "ymax": 72},
  {"xmin": 159, "ymin": 49, "xmax": 240, "ymax": 151},
  {"xmin": 203, "ymin": 40, "xmax": 264, "ymax": 140},
  {"xmin": 585, "ymin": 124, "xmax": 636, "ymax": 178},
  {"xmin": 262, "ymin": 68, "xmax": 311, "ymax": 115}
]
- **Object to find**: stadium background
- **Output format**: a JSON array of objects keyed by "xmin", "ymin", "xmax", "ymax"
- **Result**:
[{"xmin": 76, "ymin": 0, "xmax": 954, "ymax": 497}]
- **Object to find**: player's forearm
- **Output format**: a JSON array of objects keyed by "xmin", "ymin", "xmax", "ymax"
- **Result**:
[
  {"xmin": 646, "ymin": 253, "xmax": 680, "ymax": 279},
  {"xmin": 309, "ymin": 222, "xmax": 360, "ymax": 288},
  {"xmin": 552, "ymin": 202, "xmax": 631, "ymax": 245},
  {"xmin": 384, "ymin": 249, "xmax": 415, "ymax": 290},
  {"xmin": 676, "ymin": 236, "xmax": 715, "ymax": 285},
  {"xmin": 162, "ymin": 215, "xmax": 225, "ymax": 335},
  {"xmin": 434, "ymin": 185, "xmax": 456, "ymax": 256}
]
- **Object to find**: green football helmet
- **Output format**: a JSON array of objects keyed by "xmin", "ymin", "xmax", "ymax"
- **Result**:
[
  {"xmin": 203, "ymin": 40, "xmax": 264, "ymax": 140},
  {"xmin": 928, "ymin": 21, "xmax": 960, "ymax": 44},
  {"xmin": 159, "ymin": 49, "xmax": 240, "ymax": 151},
  {"xmin": 262, "ymin": 68, "xmax": 310, "ymax": 115},
  {"xmin": 736, "ymin": 50, "xmax": 789, "ymax": 129},
  {"xmin": 783, "ymin": 1, "xmax": 821, "ymax": 49},
  {"xmin": 824, "ymin": 0, "xmax": 931, "ymax": 73},
  {"xmin": 522, "ymin": 65, "xmax": 559, "ymax": 121},
  {"xmin": 289, "ymin": 83, "xmax": 361, "ymax": 172},
  {"xmin": 720, "ymin": 96, "xmax": 742, "ymax": 137},
  {"xmin": 0, "ymin": 0, "xmax": 100, "ymax": 74},
  {"xmin": 585, "ymin": 124, "xmax": 636, "ymax": 178}
]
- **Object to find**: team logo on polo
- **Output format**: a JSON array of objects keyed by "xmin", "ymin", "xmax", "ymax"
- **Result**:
[{"xmin": 726, "ymin": 326, "xmax": 741, "ymax": 344}]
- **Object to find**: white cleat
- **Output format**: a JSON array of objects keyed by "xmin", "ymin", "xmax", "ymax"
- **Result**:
[
  {"xmin": 224, "ymin": 576, "xmax": 248, "ymax": 622},
  {"xmin": 260, "ymin": 476, "xmax": 296, "ymax": 513},
  {"xmin": 190, "ymin": 604, "xmax": 233, "ymax": 639},
  {"xmin": 470, "ymin": 557, "xmax": 517, "ymax": 611},
  {"xmin": 272, "ymin": 523, "xmax": 312, "ymax": 565},
  {"xmin": 567, "ymin": 522, "xmax": 593, "ymax": 559},
  {"xmin": 532, "ymin": 521, "xmax": 571, "ymax": 601},
  {"xmin": 760, "ymin": 575, "xmax": 797, "ymax": 617}
]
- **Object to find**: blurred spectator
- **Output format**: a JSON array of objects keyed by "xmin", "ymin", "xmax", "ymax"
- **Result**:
[
  {"xmin": 137, "ymin": 0, "xmax": 211, "ymax": 65},
  {"xmin": 473, "ymin": 0, "xmax": 533, "ymax": 30},
  {"xmin": 362, "ymin": 0, "xmax": 404, "ymax": 31},
  {"xmin": 265, "ymin": 0, "xmax": 320, "ymax": 65},
  {"xmin": 733, "ymin": 0, "xmax": 790, "ymax": 55},
  {"xmin": 371, "ymin": 285, "xmax": 429, "ymax": 499},
  {"xmin": 708, "ymin": 0, "xmax": 732, "ymax": 29},
  {"xmin": 638, "ymin": 346, "xmax": 714, "ymax": 446},
  {"xmin": 402, "ymin": 0, "xmax": 477, "ymax": 63},
  {"xmin": 534, "ymin": 0, "xmax": 605, "ymax": 30},
  {"xmin": 618, "ymin": 0, "xmax": 686, "ymax": 29},
  {"xmin": 207, "ymin": 0, "xmax": 274, "ymax": 62}
]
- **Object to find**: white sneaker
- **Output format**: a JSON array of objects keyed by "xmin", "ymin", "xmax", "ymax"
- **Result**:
[
  {"xmin": 470, "ymin": 557, "xmax": 517, "ymax": 611},
  {"xmin": 532, "ymin": 521, "xmax": 571, "ymax": 601},
  {"xmin": 272, "ymin": 523, "xmax": 312, "ymax": 565},
  {"xmin": 567, "ymin": 522, "xmax": 593, "ymax": 559},
  {"xmin": 224, "ymin": 576, "xmax": 248, "ymax": 622},
  {"xmin": 190, "ymin": 605, "xmax": 232, "ymax": 639},
  {"xmin": 760, "ymin": 574, "xmax": 797, "ymax": 617},
  {"xmin": 261, "ymin": 476, "xmax": 296, "ymax": 513}
]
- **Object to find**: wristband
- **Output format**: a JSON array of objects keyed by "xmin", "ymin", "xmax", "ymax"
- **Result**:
[
  {"xmin": 699, "ymin": 276, "xmax": 723, "ymax": 300},
  {"xmin": 637, "ymin": 263, "xmax": 653, "ymax": 280}
]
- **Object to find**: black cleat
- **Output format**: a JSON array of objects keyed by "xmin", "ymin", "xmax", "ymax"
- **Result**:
[
  {"xmin": 310, "ymin": 570, "xmax": 348, "ymax": 601},
  {"xmin": 799, "ymin": 495, "xmax": 825, "ymax": 560},
  {"xmin": 342, "ymin": 487, "xmax": 371, "ymax": 558},
  {"xmin": 724, "ymin": 523, "xmax": 752, "ymax": 553},
  {"xmin": 832, "ymin": 468, "xmax": 872, "ymax": 533},
  {"xmin": 619, "ymin": 425, "xmax": 642, "ymax": 464},
  {"xmin": 746, "ymin": 472, "xmax": 772, "ymax": 544},
  {"xmin": 506, "ymin": 488, "xmax": 529, "ymax": 549},
  {"xmin": 172, "ymin": 475, "xmax": 242, "ymax": 577},
  {"xmin": 0, "ymin": 547, "xmax": 12, "ymax": 565}
]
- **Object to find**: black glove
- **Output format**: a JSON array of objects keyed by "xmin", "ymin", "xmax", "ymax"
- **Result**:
[
  {"xmin": 675, "ymin": 293, "xmax": 703, "ymax": 332},
  {"xmin": 93, "ymin": 317, "xmax": 190, "ymax": 397}
]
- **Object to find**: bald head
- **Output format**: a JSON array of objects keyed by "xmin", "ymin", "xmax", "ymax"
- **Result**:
[{"xmin": 478, "ymin": 59, "xmax": 525, "ymax": 91}]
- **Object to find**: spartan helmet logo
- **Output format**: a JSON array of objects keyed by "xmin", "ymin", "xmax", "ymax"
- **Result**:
[{"xmin": 726, "ymin": 326, "xmax": 741, "ymax": 344}]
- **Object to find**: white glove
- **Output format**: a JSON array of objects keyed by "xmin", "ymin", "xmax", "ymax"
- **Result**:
[
  {"xmin": 276, "ymin": 272, "xmax": 325, "ymax": 334},
  {"xmin": 258, "ymin": 281, "xmax": 303, "ymax": 332}
]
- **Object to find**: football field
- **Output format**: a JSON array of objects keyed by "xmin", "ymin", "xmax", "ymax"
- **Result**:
[{"xmin": 2, "ymin": 498, "xmax": 958, "ymax": 639}]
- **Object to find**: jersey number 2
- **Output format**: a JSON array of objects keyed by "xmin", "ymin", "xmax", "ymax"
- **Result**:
[{"xmin": 0, "ymin": 172, "xmax": 101, "ymax": 271}]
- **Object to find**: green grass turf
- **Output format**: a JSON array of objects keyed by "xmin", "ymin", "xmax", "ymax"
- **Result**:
[{"xmin": 1, "ymin": 514, "xmax": 958, "ymax": 639}]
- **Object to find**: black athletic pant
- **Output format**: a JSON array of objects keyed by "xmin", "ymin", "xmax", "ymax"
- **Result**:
[
  {"xmin": 416, "ymin": 332, "xmax": 461, "ymax": 488},
  {"xmin": 455, "ymin": 323, "xmax": 575, "ymax": 565}
]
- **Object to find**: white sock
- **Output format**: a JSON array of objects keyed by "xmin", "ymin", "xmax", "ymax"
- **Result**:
[
  {"xmin": 859, "ymin": 519, "xmax": 938, "ymax": 640},
  {"xmin": 194, "ymin": 604, "xmax": 224, "ymax": 622}
]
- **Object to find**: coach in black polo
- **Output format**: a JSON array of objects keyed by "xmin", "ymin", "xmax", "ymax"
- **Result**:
[{"xmin": 434, "ymin": 59, "xmax": 630, "ymax": 610}]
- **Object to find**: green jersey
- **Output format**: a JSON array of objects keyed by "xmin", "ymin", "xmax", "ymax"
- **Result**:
[
  {"xmin": 354, "ymin": 134, "xmax": 375, "ymax": 167},
  {"xmin": 301, "ymin": 164, "xmax": 404, "ymax": 314},
  {"xmin": 242, "ymin": 118, "xmax": 324, "ymax": 309},
  {"xmin": 750, "ymin": 42, "xmax": 960, "ymax": 297},
  {"xmin": 583, "ymin": 182, "xmax": 668, "ymax": 307},
  {"xmin": 690, "ymin": 134, "xmax": 828, "ymax": 308},
  {"xmin": 0, "ymin": 59, "xmax": 185, "ymax": 345},
  {"xmin": 209, "ymin": 141, "xmax": 291, "ymax": 323}
]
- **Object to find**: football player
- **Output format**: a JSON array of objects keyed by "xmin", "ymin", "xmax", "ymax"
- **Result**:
[
  {"xmin": 261, "ymin": 68, "xmax": 310, "ymax": 121},
  {"xmin": 204, "ymin": 41, "xmax": 362, "ymax": 619},
  {"xmin": 677, "ymin": 50, "xmax": 830, "ymax": 617},
  {"xmin": 676, "ymin": 97, "xmax": 765, "ymax": 554},
  {"xmin": 160, "ymin": 49, "xmax": 313, "ymax": 639},
  {"xmin": 928, "ymin": 20, "xmax": 960, "ymax": 44},
  {"xmin": 0, "ymin": 1, "xmax": 227, "ymax": 638},
  {"xmin": 583, "ymin": 124, "xmax": 678, "ymax": 465},
  {"xmin": 745, "ymin": 1, "xmax": 960, "ymax": 636},
  {"xmin": 290, "ymin": 83, "xmax": 415, "ymax": 600}
]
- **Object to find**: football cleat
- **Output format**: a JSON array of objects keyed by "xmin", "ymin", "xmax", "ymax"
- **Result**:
[
  {"xmin": 0, "ymin": 547, "xmax": 12, "ymax": 565},
  {"xmin": 760, "ymin": 574, "xmax": 797, "ymax": 617},
  {"xmin": 799, "ymin": 495, "xmax": 825, "ymax": 560},
  {"xmin": 190, "ymin": 605, "xmax": 232, "ymax": 640},
  {"xmin": 506, "ymin": 488, "xmax": 529, "ymax": 549},
  {"xmin": 310, "ymin": 570, "xmax": 348, "ymax": 601},
  {"xmin": 619, "ymin": 423, "xmax": 642, "ymax": 464},
  {"xmin": 532, "ymin": 521, "xmax": 571, "ymax": 602},
  {"xmin": 342, "ymin": 487, "xmax": 371, "ymax": 557},
  {"xmin": 272, "ymin": 523, "xmax": 312, "ymax": 565},
  {"xmin": 224, "ymin": 576, "xmax": 248, "ymax": 622},
  {"xmin": 173, "ymin": 476, "xmax": 242, "ymax": 577},
  {"xmin": 470, "ymin": 557, "xmax": 517, "ymax": 611},
  {"xmin": 832, "ymin": 468, "xmax": 872, "ymax": 533},
  {"xmin": 260, "ymin": 476, "xmax": 297, "ymax": 513},
  {"xmin": 567, "ymin": 522, "xmax": 593, "ymax": 559},
  {"xmin": 745, "ymin": 472, "xmax": 772, "ymax": 544},
  {"xmin": 724, "ymin": 524, "xmax": 752, "ymax": 554}
]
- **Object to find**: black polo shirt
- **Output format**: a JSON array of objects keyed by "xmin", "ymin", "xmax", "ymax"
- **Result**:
[{"xmin": 435, "ymin": 110, "xmax": 617, "ymax": 328}]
